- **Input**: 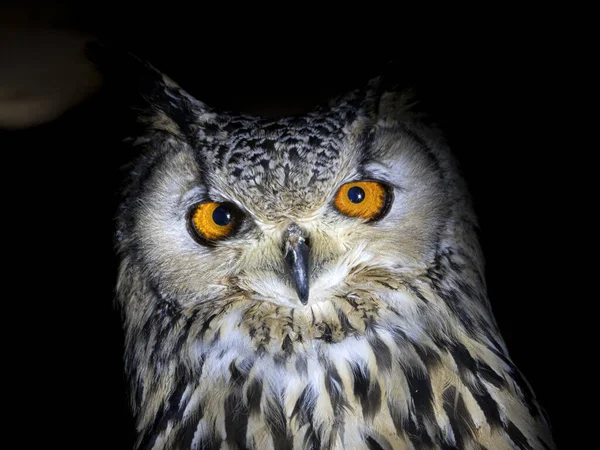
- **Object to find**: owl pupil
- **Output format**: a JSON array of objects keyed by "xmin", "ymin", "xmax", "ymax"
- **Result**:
[
  {"xmin": 347, "ymin": 186, "xmax": 365, "ymax": 203},
  {"xmin": 212, "ymin": 205, "xmax": 232, "ymax": 226}
]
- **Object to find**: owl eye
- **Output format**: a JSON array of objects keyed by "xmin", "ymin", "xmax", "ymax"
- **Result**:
[
  {"xmin": 189, "ymin": 201, "xmax": 242, "ymax": 242},
  {"xmin": 333, "ymin": 180, "xmax": 392, "ymax": 221}
]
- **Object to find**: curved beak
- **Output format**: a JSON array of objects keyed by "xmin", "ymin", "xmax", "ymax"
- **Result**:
[{"xmin": 284, "ymin": 224, "xmax": 310, "ymax": 305}]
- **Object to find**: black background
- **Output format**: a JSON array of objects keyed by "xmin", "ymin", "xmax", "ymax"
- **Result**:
[{"xmin": 2, "ymin": 3, "xmax": 572, "ymax": 449}]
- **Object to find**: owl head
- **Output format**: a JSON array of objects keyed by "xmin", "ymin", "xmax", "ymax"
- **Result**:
[{"xmin": 89, "ymin": 44, "xmax": 480, "ymax": 316}]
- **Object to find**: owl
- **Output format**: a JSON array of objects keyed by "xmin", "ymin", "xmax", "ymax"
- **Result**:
[{"xmin": 89, "ymin": 43, "xmax": 556, "ymax": 450}]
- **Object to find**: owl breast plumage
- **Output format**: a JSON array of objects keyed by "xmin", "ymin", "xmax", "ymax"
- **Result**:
[{"xmin": 93, "ymin": 44, "xmax": 556, "ymax": 450}]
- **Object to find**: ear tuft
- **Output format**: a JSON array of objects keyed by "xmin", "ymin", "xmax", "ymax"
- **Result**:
[
  {"xmin": 85, "ymin": 39, "xmax": 211, "ymax": 139},
  {"xmin": 365, "ymin": 60, "xmax": 420, "ymax": 124}
]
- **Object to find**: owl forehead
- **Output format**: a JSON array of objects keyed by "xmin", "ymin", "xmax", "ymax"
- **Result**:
[{"xmin": 200, "ymin": 112, "xmax": 360, "ymax": 219}]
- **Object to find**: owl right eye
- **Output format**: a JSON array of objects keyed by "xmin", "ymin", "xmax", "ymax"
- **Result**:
[
  {"xmin": 188, "ymin": 201, "xmax": 243, "ymax": 243},
  {"xmin": 333, "ymin": 180, "xmax": 392, "ymax": 221}
]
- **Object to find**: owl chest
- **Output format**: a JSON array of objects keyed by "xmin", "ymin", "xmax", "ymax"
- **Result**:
[
  {"xmin": 169, "ymin": 336, "xmax": 408, "ymax": 450},
  {"xmin": 145, "ymin": 316, "xmax": 537, "ymax": 450}
]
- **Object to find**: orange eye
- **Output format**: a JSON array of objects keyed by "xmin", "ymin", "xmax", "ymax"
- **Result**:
[
  {"xmin": 190, "ymin": 201, "xmax": 241, "ymax": 242},
  {"xmin": 333, "ymin": 180, "xmax": 391, "ymax": 221}
]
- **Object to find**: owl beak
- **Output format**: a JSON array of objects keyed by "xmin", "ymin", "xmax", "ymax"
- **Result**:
[{"xmin": 284, "ymin": 224, "xmax": 310, "ymax": 305}]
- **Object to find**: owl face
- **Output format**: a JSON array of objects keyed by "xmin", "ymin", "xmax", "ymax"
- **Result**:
[{"xmin": 120, "ymin": 85, "xmax": 449, "ymax": 310}]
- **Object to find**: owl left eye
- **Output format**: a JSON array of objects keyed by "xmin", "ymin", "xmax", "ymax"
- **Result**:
[
  {"xmin": 333, "ymin": 180, "xmax": 392, "ymax": 221},
  {"xmin": 189, "ymin": 201, "xmax": 243, "ymax": 243}
]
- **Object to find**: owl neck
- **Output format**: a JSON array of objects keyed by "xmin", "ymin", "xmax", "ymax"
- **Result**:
[
  {"xmin": 121, "ymin": 247, "xmax": 500, "ymax": 355},
  {"xmin": 119, "ymin": 246, "xmax": 506, "ymax": 402}
]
